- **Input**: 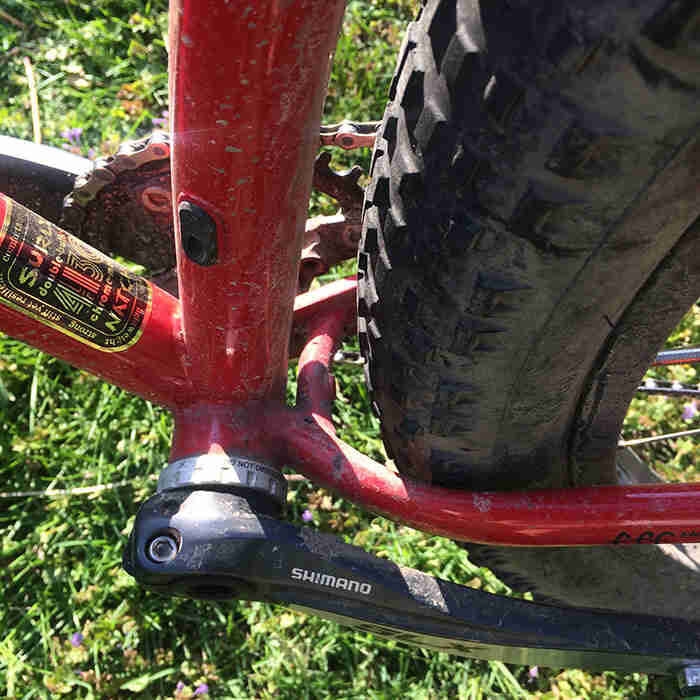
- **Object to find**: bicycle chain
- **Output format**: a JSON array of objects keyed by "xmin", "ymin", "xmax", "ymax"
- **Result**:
[
  {"xmin": 62, "ymin": 123, "xmax": 376, "ymax": 226},
  {"xmin": 60, "ymin": 130, "xmax": 178, "ymax": 294},
  {"xmin": 319, "ymin": 120, "xmax": 380, "ymax": 149},
  {"xmin": 61, "ymin": 123, "xmax": 376, "ymax": 294},
  {"xmin": 62, "ymin": 130, "xmax": 171, "ymax": 221}
]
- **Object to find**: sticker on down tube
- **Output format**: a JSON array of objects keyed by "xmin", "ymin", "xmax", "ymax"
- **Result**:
[{"xmin": 0, "ymin": 195, "xmax": 151, "ymax": 352}]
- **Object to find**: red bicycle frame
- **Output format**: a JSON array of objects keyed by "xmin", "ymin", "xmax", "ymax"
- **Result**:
[{"xmin": 0, "ymin": 0, "xmax": 699, "ymax": 547}]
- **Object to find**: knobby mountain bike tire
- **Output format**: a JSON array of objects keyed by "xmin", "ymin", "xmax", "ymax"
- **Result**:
[{"xmin": 358, "ymin": 0, "xmax": 700, "ymax": 619}]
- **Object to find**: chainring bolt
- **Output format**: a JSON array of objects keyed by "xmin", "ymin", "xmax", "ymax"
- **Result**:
[{"xmin": 147, "ymin": 534, "xmax": 179, "ymax": 563}]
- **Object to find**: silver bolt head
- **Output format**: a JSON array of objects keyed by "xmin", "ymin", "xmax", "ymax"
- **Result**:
[
  {"xmin": 678, "ymin": 667, "xmax": 700, "ymax": 696},
  {"xmin": 148, "ymin": 534, "xmax": 179, "ymax": 563}
]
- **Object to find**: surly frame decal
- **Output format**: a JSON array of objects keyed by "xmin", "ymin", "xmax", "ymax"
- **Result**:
[{"xmin": 0, "ymin": 195, "xmax": 151, "ymax": 352}]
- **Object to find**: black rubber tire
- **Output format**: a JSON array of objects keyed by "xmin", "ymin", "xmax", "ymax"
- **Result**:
[
  {"xmin": 358, "ymin": 0, "xmax": 700, "ymax": 619},
  {"xmin": 0, "ymin": 136, "xmax": 90, "ymax": 224}
]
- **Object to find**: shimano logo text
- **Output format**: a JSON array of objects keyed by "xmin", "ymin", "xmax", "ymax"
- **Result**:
[{"xmin": 291, "ymin": 567, "xmax": 372, "ymax": 595}]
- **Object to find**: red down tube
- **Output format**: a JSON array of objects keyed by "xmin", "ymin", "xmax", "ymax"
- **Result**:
[{"xmin": 0, "ymin": 195, "xmax": 187, "ymax": 407}]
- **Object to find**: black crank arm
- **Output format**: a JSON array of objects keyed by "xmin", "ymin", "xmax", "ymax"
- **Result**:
[{"xmin": 124, "ymin": 488, "xmax": 700, "ymax": 677}]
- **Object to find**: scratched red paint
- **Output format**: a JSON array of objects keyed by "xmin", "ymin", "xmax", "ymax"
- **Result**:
[{"xmin": 169, "ymin": 0, "xmax": 347, "ymax": 402}]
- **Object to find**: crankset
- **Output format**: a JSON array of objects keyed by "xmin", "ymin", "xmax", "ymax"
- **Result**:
[
  {"xmin": 54, "ymin": 123, "xmax": 374, "ymax": 296},
  {"xmin": 124, "ymin": 473, "xmax": 700, "ymax": 693}
]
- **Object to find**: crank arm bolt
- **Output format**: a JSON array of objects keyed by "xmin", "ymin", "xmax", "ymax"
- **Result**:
[
  {"xmin": 678, "ymin": 666, "xmax": 700, "ymax": 698},
  {"xmin": 147, "ymin": 534, "xmax": 179, "ymax": 563}
]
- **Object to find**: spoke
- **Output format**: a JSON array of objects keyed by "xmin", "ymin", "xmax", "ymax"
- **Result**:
[
  {"xmin": 618, "ymin": 427, "xmax": 700, "ymax": 447},
  {"xmin": 637, "ymin": 382, "xmax": 700, "ymax": 398}
]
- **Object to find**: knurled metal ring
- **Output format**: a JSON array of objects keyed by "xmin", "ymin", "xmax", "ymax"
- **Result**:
[{"xmin": 157, "ymin": 453, "xmax": 287, "ymax": 504}]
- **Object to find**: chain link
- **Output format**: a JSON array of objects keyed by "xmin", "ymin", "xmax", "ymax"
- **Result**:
[
  {"xmin": 62, "ymin": 121, "xmax": 377, "ymax": 231},
  {"xmin": 319, "ymin": 120, "xmax": 380, "ymax": 149},
  {"xmin": 61, "ymin": 130, "xmax": 171, "ymax": 231}
]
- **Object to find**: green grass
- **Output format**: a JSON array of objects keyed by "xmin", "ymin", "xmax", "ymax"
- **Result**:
[{"xmin": 0, "ymin": 1, "xmax": 698, "ymax": 698}]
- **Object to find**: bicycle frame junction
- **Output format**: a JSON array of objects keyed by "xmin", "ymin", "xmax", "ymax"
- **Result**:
[{"xmin": 1, "ymin": 0, "xmax": 700, "ymax": 685}]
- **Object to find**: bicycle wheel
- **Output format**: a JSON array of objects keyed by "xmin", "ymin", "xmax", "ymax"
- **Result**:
[
  {"xmin": 358, "ymin": 0, "xmax": 700, "ymax": 619},
  {"xmin": 0, "ymin": 135, "xmax": 90, "ymax": 223}
]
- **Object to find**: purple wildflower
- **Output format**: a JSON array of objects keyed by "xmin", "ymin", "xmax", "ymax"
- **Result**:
[
  {"xmin": 302, "ymin": 509, "xmax": 313, "ymax": 522},
  {"xmin": 528, "ymin": 666, "xmax": 539, "ymax": 679},
  {"xmin": 152, "ymin": 110, "xmax": 169, "ymax": 128},
  {"xmin": 61, "ymin": 127, "xmax": 83, "ymax": 148},
  {"xmin": 70, "ymin": 632, "xmax": 84, "ymax": 648},
  {"xmin": 88, "ymin": 148, "xmax": 96, "ymax": 159},
  {"xmin": 194, "ymin": 684, "xmax": 209, "ymax": 696},
  {"xmin": 682, "ymin": 400, "xmax": 698, "ymax": 421},
  {"xmin": 176, "ymin": 681, "xmax": 185, "ymax": 691}
]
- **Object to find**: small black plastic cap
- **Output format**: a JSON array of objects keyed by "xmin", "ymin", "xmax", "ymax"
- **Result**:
[{"xmin": 179, "ymin": 201, "xmax": 218, "ymax": 266}]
